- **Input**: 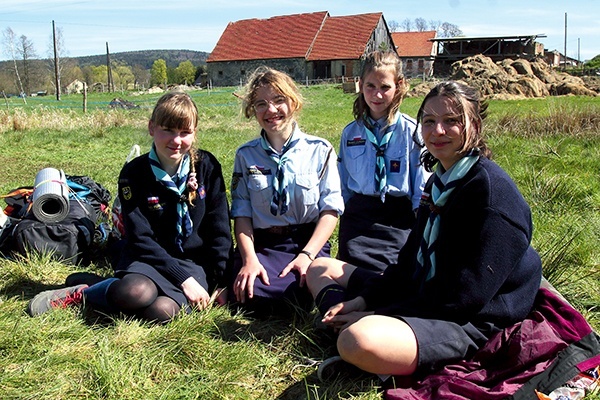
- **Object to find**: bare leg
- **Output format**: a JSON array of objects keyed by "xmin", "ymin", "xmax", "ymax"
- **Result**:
[
  {"xmin": 306, "ymin": 257, "xmax": 357, "ymax": 298},
  {"xmin": 338, "ymin": 314, "xmax": 418, "ymax": 376}
]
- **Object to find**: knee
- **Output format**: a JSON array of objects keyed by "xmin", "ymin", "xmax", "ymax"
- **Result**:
[
  {"xmin": 337, "ymin": 318, "xmax": 378, "ymax": 363},
  {"xmin": 109, "ymin": 275, "xmax": 158, "ymax": 309},
  {"xmin": 306, "ymin": 257, "xmax": 339, "ymax": 288}
]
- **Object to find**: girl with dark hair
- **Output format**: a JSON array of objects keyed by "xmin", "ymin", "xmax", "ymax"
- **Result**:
[{"xmin": 307, "ymin": 81, "xmax": 542, "ymax": 378}]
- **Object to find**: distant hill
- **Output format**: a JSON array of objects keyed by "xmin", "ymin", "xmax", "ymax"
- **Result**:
[{"xmin": 73, "ymin": 49, "xmax": 210, "ymax": 69}]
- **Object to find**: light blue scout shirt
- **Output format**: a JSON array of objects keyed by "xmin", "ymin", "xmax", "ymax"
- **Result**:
[
  {"xmin": 231, "ymin": 124, "xmax": 344, "ymax": 229},
  {"xmin": 338, "ymin": 112, "xmax": 428, "ymax": 209}
]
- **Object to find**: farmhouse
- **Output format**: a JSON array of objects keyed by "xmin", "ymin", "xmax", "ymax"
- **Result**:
[
  {"xmin": 207, "ymin": 11, "xmax": 395, "ymax": 87},
  {"xmin": 391, "ymin": 30, "xmax": 437, "ymax": 79}
]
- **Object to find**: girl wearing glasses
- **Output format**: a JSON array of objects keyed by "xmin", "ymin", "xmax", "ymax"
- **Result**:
[{"xmin": 229, "ymin": 66, "xmax": 344, "ymax": 318}]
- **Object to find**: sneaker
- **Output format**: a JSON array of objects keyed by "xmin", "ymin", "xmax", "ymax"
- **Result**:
[
  {"xmin": 317, "ymin": 355, "xmax": 367, "ymax": 382},
  {"xmin": 65, "ymin": 272, "xmax": 106, "ymax": 287},
  {"xmin": 27, "ymin": 284, "xmax": 88, "ymax": 317}
]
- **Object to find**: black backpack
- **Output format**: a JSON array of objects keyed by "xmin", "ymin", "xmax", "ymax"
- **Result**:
[
  {"xmin": 10, "ymin": 199, "xmax": 96, "ymax": 264},
  {"xmin": 0, "ymin": 174, "xmax": 112, "ymax": 265}
]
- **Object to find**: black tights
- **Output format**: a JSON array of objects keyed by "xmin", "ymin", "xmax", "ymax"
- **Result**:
[{"xmin": 107, "ymin": 273, "xmax": 180, "ymax": 323}]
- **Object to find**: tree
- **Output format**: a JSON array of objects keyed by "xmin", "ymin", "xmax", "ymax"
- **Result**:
[
  {"xmin": 400, "ymin": 18, "xmax": 413, "ymax": 32},
  {"xmin": 175, "ymin": 60, "xmax": 196, "ymax": 85},
  {"xmin": 132, "ymin": 64, "xmax": 150, "ymax": 89},
  {"xmin": 438, "ymin": 22, "xmax": 463, "ymax": 38},
  {"xmin": 388, "ymin": 20, "xmax": 400, "ymax": 33},
  {"xmin": 585, "ymin": 54, "xmax": 600, "ymax": 70},
  {"xmin": 414, "ymin": 18, "xmax": 428, "ymax": 32},
  {"xmin": 150, "ymin": 59, "xmax": 167, "ymax": 88},
  {"xmin": 113, "ymin": 63, "xmax": 135, "ymax": 91},
  {"xmin": 2, "ymin": 27, "xmax": 26, "ymax": 101},
  {"xmin": 47, "ymin": 23, "xmax": 68, "ymax": 98},
  {"xmin": 17, "ymin": 34, "xmax": 38, "ymax": 95}
]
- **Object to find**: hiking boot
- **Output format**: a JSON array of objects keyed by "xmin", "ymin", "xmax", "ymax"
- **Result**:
[
  {"xmin": 27, "ymin": 284, "xmax": 88, "ymax": 317},
  {"xmin": 317, "ymin": 355, "xmax": 368, "ymax": 382},
  {"xmin": 65, "ymin": 272, "xmax": 106, "ymax": 287}
]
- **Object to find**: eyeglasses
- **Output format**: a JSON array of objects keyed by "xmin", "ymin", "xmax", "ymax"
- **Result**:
[{"xmin": 253, "ymin": 95, "xmax": 287, "ymax": 113}]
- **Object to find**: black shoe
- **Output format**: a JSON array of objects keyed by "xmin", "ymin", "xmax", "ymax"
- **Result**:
[
  {"xmin": 317, "ymin": 356, "xmax": 367, "ymax": 382},
  {"xmin": 65, "ymin": 272, "xmax": 106, "ymax": 287}
]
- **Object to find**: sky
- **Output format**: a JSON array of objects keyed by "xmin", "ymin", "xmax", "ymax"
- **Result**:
[{"xmin": 2, "ymin": 0, "xmax": 599, "ymax": 62}]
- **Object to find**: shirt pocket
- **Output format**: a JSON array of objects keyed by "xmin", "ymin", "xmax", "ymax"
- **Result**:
[
  {"xmin": 344, "ymin": 144, "xmax": 367, "ymax": 175},
  {"xmin": 247, "ymin": 174, "xmax": 272, "ymax": 206},
  {"xmin": 295, "ymin": 173, "xmax": 319, "ymax": 205}
]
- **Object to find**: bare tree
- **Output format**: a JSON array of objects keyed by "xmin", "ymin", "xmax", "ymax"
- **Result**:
[
  {"xmin": 387, "ymin": 20, "xmax": 400, "ymax": 33},
  {"xmin": 17, "ymin": 34, "xmax": 37, "ymax": 95},
  {"xmin": 400, "ymin": 18, "xmax": 413, "ymax": 32},
  {"xmin": 429, "ymin": 20, "xmax": 443, "ymax": 33},
  {"xmin": 2, "ymin": 27, "xmax": 26, "ymax": 102},
  {"xmin": 439, "ymin": 22, "xmax": 463, "ymax": 38},
  {"xmin": 47, "ymin": 23, "xmax": 68, "ymax": 98},
  {"xmin": 415, "ymin": 18, "xmax": 428, "ymax": 32}
]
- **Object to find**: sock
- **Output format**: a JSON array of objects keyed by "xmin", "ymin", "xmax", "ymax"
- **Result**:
[
  {"xmin": 82, "ymin": 277, "xmax": 118, "ymax": 313},
  {"xmin": 315, "ymin": 284, "xmax": 346, "ymax": 316}
]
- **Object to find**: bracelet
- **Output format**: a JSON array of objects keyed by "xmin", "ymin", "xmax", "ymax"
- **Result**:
[{"xmin": 300, "ymin": 250, "xmax": 315, "ymax": 261}]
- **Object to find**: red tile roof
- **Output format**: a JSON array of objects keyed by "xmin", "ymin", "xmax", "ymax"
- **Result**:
[
  {"xmin": 207, "ymin": 11, "xmax": 328, "ymax": 62},
  {"xmin": 391, "ymin": 31, "xmax": 437, "ymax": 57},
  {"xmin": 207, "ymin": 11, "xmax": 385, "ymax": 62},
  {"xmin": 307, "ymin": 13, "xmax": 383, "ymax": 61}
]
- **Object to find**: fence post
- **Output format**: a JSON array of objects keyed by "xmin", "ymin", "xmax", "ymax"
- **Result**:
[{"xmin": 83, "ymin": 83, "xmax": 87, "ymax": 113}]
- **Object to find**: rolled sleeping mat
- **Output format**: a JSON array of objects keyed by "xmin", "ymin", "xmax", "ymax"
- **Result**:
[{"xmin": 31, "ymin": 167, "xmax": 70, "ymax": 223}]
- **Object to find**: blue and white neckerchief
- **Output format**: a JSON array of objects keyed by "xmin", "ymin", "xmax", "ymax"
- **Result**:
[
  {"xmin": 364, "ymin": 112, "xmax": 400, "ymax": 202},
  {"xmin": 415, "ymin": 152, "xmax": 479, "ymax": 283},
  {"xmin": 260, "ymin": 129, "xmax": 298, "ymax": 216},
  {"xmin": 148, "ymin": 144, "xmax": 192, "ymax": 252}
]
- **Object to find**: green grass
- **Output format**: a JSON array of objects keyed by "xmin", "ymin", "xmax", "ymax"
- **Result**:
[{"xmin": 1, "ymin": 86, "xmax": 600, "ymax": 399}]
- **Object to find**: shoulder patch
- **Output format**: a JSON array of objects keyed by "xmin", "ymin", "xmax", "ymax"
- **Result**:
[{"xmin": 121, "ymin": 186, "xmax": 132, "ymax": 201}]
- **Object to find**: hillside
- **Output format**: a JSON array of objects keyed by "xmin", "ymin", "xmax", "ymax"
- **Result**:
[
  {"xmin": 74, "ymin": 49, "xmax": 210, "ymax": 69},
  {"xmin": 0, "ymin": 49, "xmax": 209, "ymax": 76}
]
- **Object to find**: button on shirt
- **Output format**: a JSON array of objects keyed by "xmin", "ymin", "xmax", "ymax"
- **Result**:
[
  {"xmin": 231, "ymin": 125, "xmax": 344, "ymax": 229},
  {"xmin": 338, "ymin": 113, "xmax": 428, "ymax": 209}
]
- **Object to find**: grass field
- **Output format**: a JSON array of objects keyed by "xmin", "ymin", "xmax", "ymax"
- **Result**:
[{"xmin": 0, "ymin": 85, "xmax": 599, "ymax": 399}]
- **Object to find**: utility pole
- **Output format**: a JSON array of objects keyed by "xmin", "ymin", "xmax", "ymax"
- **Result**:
[
  {"xmin": 53, "ymin": 20, "xmax": 61, "ymax": 100},
  {"xmin": 563, "ymin": 12, "xmax": 567, "ymax": 71},
  {"xmin": 106, "ymin": 42, "xmax": 114, "ymax": 93}
]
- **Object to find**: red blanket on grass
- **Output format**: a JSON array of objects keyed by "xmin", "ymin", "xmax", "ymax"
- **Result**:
[{"xmin": 385, "ymin": 288, "xmax": 600, "ymax": 400}]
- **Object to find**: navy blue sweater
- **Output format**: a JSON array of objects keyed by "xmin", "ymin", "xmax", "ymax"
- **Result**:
[
  {"xmin": 116, "ymin": 150, "xmax": 232, "ymax": 289},
  {"xmin": 360, "ymin": 157, "xmax": 542, "ymax": 330}
]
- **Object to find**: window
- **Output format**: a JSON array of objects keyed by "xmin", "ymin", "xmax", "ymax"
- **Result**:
[
  {"xmin": 218, "ymin": 71, "xmax": 223, "ymax": 76},
  {"xmin": 406, "ymin": 60, "xmax": 413, "ymax": 70},
  {"xmin": 341, "ymin": 64, "xmax": 347, "ymax": 76}
]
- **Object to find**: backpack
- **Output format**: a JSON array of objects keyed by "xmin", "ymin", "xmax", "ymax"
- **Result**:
[
  {"xmin": 0, "ymin": 173, "xmax": 112, "ymax": 264},
  {"xmin": 11, "ymin": 199, "xmax": 96, "ymax": 264}
]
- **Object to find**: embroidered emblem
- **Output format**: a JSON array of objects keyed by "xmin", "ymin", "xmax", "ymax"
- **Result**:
[
  {"xmin": 122, "ymin": 186, "xmax": 132, "ymax": 201},
  {"xmin": 147, "ymin": 196, "xmax": 163, "ymax": 210},
  {"xmin": 231, "ymin": 172, "xmax": 242, "ymax": 190},
  {"xmin": 198, "ymin": 184, "xmax": 206, "ymax": 199},
  {"xmin": 390, "ymin": 160, "xmax": 401, "ymax": 173}
]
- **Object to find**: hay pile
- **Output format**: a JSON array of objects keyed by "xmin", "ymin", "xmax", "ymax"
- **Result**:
[{"xmin": 409, "ymin": 54, "xmax": 598, "ymax": 99}]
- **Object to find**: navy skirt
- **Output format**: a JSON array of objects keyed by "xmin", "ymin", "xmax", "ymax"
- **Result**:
[
  {"xmin": 338, "ymin": 194, "xmax": 415, "ymax": 272},
  {"xmin": 115, "ymin": 259, "xmax": 208, "ymax": 311},
  {"xmin": 230, "ymin": 223, "xmax": 330, "ymax": 317}
]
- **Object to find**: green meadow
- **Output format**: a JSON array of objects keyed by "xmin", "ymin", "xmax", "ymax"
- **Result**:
[{"xmin": 0, "ymin": 85, "xmax": 599, "ymax": 399}]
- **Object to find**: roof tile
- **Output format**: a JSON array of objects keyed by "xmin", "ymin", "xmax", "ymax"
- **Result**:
[
  {"xmin": 207, "ymin": 11, "xmax": 328, "ymax": 62},
  {"xmin": 391, "ymin": 31, "xmax": 437, "ymax": 57}
]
